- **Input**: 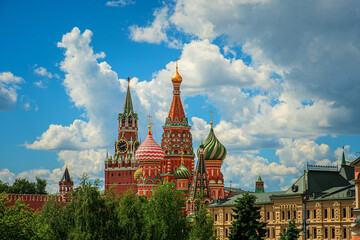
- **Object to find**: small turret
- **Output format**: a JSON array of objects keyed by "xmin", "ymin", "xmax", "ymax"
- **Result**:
[
  {"xmin": 59, "ymin": 166, "xmax": 74, "ymax": 202},
  {"xmin": 255, "ymin": 173, "xmax": 265, "ymax": 193}
]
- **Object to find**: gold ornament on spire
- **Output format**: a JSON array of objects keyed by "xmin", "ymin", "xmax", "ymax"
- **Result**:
[
  {"xmin": 171, "ymin": 58, "xmax": 183, "ymax": 83},
  {"xmin": 147, "ymin": 115, "xmax": 152, "ymax": 134},
  {"xmin": 210, "ymin": 110, "xmax": 214, "ymax": 129}
]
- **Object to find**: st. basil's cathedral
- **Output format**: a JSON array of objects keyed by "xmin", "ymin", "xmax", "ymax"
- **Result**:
[{"xmin": 104, "ymin": 64, "xmax": 229, "ymax": 212}]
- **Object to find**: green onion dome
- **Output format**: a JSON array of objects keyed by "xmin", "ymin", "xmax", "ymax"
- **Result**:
[
  {"xmin": 174, "ymin": 162, "xmax": 191, "ymax": 179},
  {"xmin": 197, "ymin": 128, "xmax": 227, "ymax": 160},
  {"xmin": 134, "ymin": 167, "xmax": 142, "ymax": 181}
]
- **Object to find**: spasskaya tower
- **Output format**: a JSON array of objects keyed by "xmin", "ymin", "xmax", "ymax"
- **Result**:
[{"xmin": 104, "ymin": 77, "xmax": 140, "ymax": 193}]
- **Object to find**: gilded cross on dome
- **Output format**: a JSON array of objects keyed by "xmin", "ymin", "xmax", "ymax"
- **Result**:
[
  {"xmin": 210, "ymin": 110, "xmax": 214, "ymax": 128},
  {"xmin": 147, "ymin": 115, "xmax": 152, "ymax": 133}
]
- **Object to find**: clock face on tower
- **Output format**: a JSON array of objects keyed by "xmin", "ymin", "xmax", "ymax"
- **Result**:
[
  {"xmin": 116, "ymin": 139, "xmax": 128, "ymax": 153},
  {"xmin": 133, "ymin": 140, "xmax": 140, "ymax": 152}
]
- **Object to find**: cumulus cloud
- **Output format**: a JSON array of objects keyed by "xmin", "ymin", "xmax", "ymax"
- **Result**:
[
  {"xmin": 0, "ymin": 168, "xmax": 15, "ymax": 183},
  {"xmin": 26, "ymin": 27, "xmax": 124, "ymax": 151},
  {"xmin": 130, "ymin": 7, "xmax": 169, "ymax": 44},
  {"xmin": 0, "ymin": 72, "xmax": 23, "ymax": 111}
]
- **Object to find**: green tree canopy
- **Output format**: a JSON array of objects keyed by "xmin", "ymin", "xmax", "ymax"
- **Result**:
[
  {"xmin": 279, "ymin": 218, "xmax": 303, "ymax": 240},
  {"xmin": 0, "ymin": 178, "xmax": 47, "ymax": 195},
  {"xmin": 229, "ymin": 192, "xmax": 267, "ymax": 240},
  {"xmin": 189, "ymin": 199, "xmax": 215, "ymax": 240}
]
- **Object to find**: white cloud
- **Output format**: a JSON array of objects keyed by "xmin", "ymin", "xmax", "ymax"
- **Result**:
[
  {"xmin": 34, "ymin": 80, "xmax": 47, "ymax": 88},
  {"xmin": 129, "ymin": 7, "xmax": 169, "ymax": 44},
  {"xmin": 26, "ymin": 27, "xmax": 124, "ymax": 151},
  {"xmin": 0, "ymin": 169, "xmax": 15, "ymax": 183},
  {"xmin": 105, "ymin": 0, "xmax": 134, "ymax": 7},
  {"xmin": 0, "ymin": 72, "xmax": 24, "ymax": 111},
  {"xmin": 222, "ymin": 153, "xmax": 298, "ymax": 190},
  {"xmin": 34, "ymin": 66, "xmax": 57, "ymax": 79}
]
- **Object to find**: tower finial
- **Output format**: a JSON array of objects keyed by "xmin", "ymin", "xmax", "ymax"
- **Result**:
[
  {"xmin": 210, "ymin": 110, "xmax": 214, "ymax": 129},
  {"xmin": 127, "ymin": 76, "xmax": 130, "ymax": 87},
  {"xmin": 230, "ymin": 180, "xmax": 232, "ymax": 192},
  {"xmin": 147, "ymin": 115, "xmax": 152, "ymax": 134},
  {"xmin": 176, "ymin": 58, "xmax": 179, "ymax": 72}
]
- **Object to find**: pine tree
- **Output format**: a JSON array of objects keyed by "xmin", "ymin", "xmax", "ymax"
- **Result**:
[
  {"xmin": 229, "ymin": 192, "xmax": 267, "ymax": 240},
  {"xmin": 279, "ymin": 219, "xmax": 303, "ymax": 240}
]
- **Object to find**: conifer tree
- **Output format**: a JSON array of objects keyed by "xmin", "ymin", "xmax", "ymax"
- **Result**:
[
  {"xmin": 279, "ymin": 219, "xmax": 303, "ymax": 240},
  {"xmin": 229, "ymin": 192, "xmax": 267, "ymax": 240}
]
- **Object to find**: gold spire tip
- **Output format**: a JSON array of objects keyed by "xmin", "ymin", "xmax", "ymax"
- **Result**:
[
  {"xmin": 210, "ymin": 110, "xmax": 214, "ymax": 128},
  {"xmin": 127, "ymin": 76, "xmax": 130, "ymax": 87},
  {"xmin": 147, "ymin": 115, "xmax": 152, "ymax": 133}
]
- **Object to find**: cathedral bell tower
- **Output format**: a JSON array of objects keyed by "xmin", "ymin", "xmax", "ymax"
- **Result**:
[
  {"xmin": 105, "ymin": 77, "xmax": 140, "ymax": 194},
  {"xmin": 161, "ymin": 62, "xmax": 195, "ymax": 181}
]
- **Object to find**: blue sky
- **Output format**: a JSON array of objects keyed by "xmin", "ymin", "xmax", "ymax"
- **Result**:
[{"xmin": 1, "ymin": 0, "xmax": 360, "ymax": 193}]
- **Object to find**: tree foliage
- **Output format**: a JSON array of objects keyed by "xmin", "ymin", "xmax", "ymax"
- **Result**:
[
  {"xmin": 229, "ymin": 192, "xmax": 267, "ymax": 240},
  {"xmin": 279, "ymin": 219, "xmax": 303, "ymax": 240},
  {"xmin": 189, "ymin": 199, "xmax": 215, "ymax": 240},
  {"xmin": 0, "ymin": 177, "xmax": 47, "ymax": 195}
]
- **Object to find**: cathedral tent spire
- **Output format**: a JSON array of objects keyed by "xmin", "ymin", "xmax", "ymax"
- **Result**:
[{"xmin": 123, "ymin": 76, "xmax": 134, "ymax": 115}]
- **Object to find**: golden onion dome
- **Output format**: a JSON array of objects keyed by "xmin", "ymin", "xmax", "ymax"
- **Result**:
[
  {"xmin": 134, "ymin": 167, "xmax": 142, "ymax": 181},
  {"xmin": 171, "ymin": 66, "xmax": 183, "ymax": 83}
]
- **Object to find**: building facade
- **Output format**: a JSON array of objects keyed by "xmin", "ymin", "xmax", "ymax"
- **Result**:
[{"xmin": 209, "ymin": 161, "xmax": 356, "ymax": 240}]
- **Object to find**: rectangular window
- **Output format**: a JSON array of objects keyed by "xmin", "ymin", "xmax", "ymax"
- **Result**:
[
  {"xmin": 313, "ymin": 228, "xmax": 317, "ymax": 238},
  {"xmin": 307, "ymin": 210, "xmax": 310, "ymax": 219},
  {"xmin": 215, "ymin": 229, "xmax": 217, "ymax": 236},
  {"xmin": 226, "ymin": 228, "xmax": 228, "ymax": 237},
  {"xmin": 325, "ymin": 209, "xmax": 328, "ymax": 219},
  {"xmin": 288, "ymin": 211, "xmax": 290, "ymax": 219},
  {"xmin": 294, "ymin": 210, "xmax": 296, "ymax": 219},
  {"xmin": 267, "ymin": 229, "xmax": 270, "ymax": 238},
  {"xmin": 344, "ymin": 228, "xmax": 347, "ymax": 238},
  {"xmin": 351, "ymin": 208, "xmax": 354, "ymax": 218},
  {"xmin": 306, "ymin": 229, "xmax": 310, "ymax": 238},
  {"xmin": 343, "ymin": 208, "xmax": 347, "ymax": 218},
  {"xmin": 282, "ymin": 211, "xmax": 285, "ymax": 220},
  {"xmin": 331, "ymin": 209, "xmax": 335, "ymax": 218},
  {"xmin": 267, "ymin": 212, "xmax": 270, "ymax": 221},
  {"xmin": 226, "ymin": 213, "xmax": 228, "ymax": 221},
  {"xmin": 325, "ymin": 228, "xmax": 328, "ymax": 238},
  {"xmin": 215, "ymin": 214, "xmax": 217, "ymax": 222},
  {"xmin": 331, "ymin": 227, "xmax": 335, "ymax": 238},
  {"xmin": 313, "ymin": 209, "xmax": 316, "ymax": 219}
]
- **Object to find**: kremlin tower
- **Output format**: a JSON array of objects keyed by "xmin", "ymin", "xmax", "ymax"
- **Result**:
[
  {"xmin": 255, "ymin": 173, "xmax": 265, "ymax": 193},
  {"xmin": 161, "ymin": 62, "xmax": 195, "ymax": 181},
  {"xmin": 59, "ymin": 166, "xmax": 73, "ymax": 202},
  {"xmin": 104, "ymin": 77, "xmax": 140, "ymax": 194}
]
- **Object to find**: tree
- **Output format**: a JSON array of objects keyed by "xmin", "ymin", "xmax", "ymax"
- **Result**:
[
  {"xmin": 117, "ymin": 189, "xmax": 148, "ymax": 240},
  {"xmin": 35, "ymin": 177, "xmax": 47, "ymax": 194},
  {"xmin": 189, "ymin": 199, "xmax": 216, "ymax": 240},
  {"xmin": 10, "ymin": 178, "xmax": 36, "ymax": 194},
  {"xmin": 279, "ymin": 219, "xmax": 303, "ymax": 240},
  {"xmin": 0, "ymin": 180, "xmax": 9, "ymax": 193},
  {"xmin": 143, "ymin": 184, "xmax": 189, "ymax": 240},
  {"xmin": 0, "ymin": 193, "xmax": 49, "ymax": 240},
  {"xmin": 229, "ymin": 192, "xmax": 267, "ymax": 240}
]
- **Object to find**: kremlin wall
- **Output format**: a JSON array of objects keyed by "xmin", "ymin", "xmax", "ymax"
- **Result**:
[{"xmin": 4, "ymin": 65, "xmax": 360, "ymax": 240}]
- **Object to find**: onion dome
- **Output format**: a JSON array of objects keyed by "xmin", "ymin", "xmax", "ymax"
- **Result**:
[
  {"xmin": 171, "ymin": 63, "xmax": 183, "ymax": 83},
  {"xmin": 135, "ymin": 131, "xmax": 164, "ymax": 162},
  {"xmin": 174, "ymin": 162, "xmax": 191, "ymax": 179},
  {"xmin": 198, "ymin": 128, "xmax": 227, "ymax": 160},
  {"xmin": 134, "ymin": 167, "xmax": 142, "ymax": 181}
]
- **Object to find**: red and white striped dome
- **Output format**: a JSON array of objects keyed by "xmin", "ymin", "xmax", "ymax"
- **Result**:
[{"xmin": 135, "ymin": 132, "xmax": 164, "ymax": 162}]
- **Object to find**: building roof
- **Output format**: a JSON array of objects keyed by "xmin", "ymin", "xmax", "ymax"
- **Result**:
[
  {"xmin": 60, "ymin": 167, "xmax": 72, "ymax": 183},
  {"xmin": 122, "ymin": 77, "xmax": 134, "ymax": 116},
  {"xmin": 209, "ymin": 165, "xmax": 355, "ymax": 208}
]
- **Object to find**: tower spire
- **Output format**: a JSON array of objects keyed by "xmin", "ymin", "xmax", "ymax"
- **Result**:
[
  {"xmin": 123, "ymin": 76, "xmax": 134, "ymax": 115},
  {"xmin": 210, "ymin": 110, "xmax": 214, "ymax": 129},
  {"xmin": 341, "ymin": 146, "xmax": 346, "ymax": 166}
]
